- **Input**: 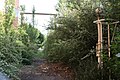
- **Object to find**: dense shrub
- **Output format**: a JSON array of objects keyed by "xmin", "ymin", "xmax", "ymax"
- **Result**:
[
  {"xmin": 0, "ymin": 20, "xmax": 24, "ymax": 79},
  {"xmin": 44, "ymin": 0, "xmax": 120, "ymax": 80},
  {"xmin": 0, "ymin": 1, "xmax": 23, "ymax": 79},
  {"xmin": 0, "ymin": 0, "xmax": 44, "ymax": 79},
  {"xmin": 44, "ymin": 0, "xmax": 98, "ymax": 80},
  {"xmin": 110, "ymin": 28, "xmax": 120, "ymax": 79},
  {"xmin": 20, "ymin": 23, "xmax": 44, "ymax": 65},
  {"xmin": 101, "ymin": 0, "xmax": 120, "ymax": 79}
]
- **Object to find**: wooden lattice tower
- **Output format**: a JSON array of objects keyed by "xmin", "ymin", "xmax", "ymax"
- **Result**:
[{"xmin": 94, "ymin": 8, "xmax": 119, "ymax": 70}]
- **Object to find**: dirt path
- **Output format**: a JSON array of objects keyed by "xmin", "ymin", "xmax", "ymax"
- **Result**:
[{"xmin": 19, "ymin": 59, "xmax": 75, "ymax": 80}]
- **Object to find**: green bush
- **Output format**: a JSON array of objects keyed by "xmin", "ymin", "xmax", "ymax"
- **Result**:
[
  {"xmin": 44, "ymin": 0, "xmax": 120, "ymax": 80},
  {"xmin": 0, "ymin": 0, "xmax": 44, "ymax": 79},
  {"xmin": 44, "ymin": 0, "xmax": 98, "ymax": 79},
  {"xmin": 0, "ymin": 26, "xmax": 23, "ymax": 79},
  {"xmin": 0, "ymin": 1, "xmax": 23, "ymax": 79},
  {"xmin": 20, "ymin": 23, "xmax": 44, "ymax": 65},
  {"xmin": 109, "ymin": 28, "xmax": 120, "ymax": 79}
]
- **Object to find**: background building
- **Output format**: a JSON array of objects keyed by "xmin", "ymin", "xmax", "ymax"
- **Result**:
[
  {"xmin": 0, "ymin": 0, "xmax": 19, "ymax": 27},
  {"xmin": 13, "ymin": 0, "xmax": 19, "ymax": 27}
]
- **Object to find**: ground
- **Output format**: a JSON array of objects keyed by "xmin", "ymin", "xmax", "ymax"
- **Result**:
[{"xmin": 19, "ymin": 59, "xmax": 75, "ymax": 80}]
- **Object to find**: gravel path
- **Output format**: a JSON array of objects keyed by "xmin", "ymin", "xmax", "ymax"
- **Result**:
[{"xmin": 19, "ymin": 59, "xmax": 75, "ymax": 80}]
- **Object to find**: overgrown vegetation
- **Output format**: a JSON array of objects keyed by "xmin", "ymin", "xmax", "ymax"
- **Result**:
[
  {"xmin": 0, "ymin": 0, "xmax": 119, "ymax": 80},
  {"xmin": 0, "ymin": 0, "xmax": 44, "ymax": 79},
  {"xmin": 44, "ymin": 0, "xmax": 98, "ymax": 80},
  {"xmin": 102, "ymin": 0, "xmax": 120, "ymax": 79},
  {"xmin": 44, "ymin": 0, "xmax": 120, "ymax": 80},
  {"xmin": 20, "ymin": 23, "xmax": 44, "ymax": 65}
]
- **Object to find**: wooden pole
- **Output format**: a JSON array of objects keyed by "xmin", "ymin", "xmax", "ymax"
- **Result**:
[
  {"xmin": 97, "ymin": 16, "xmax": 102, "ymax": 69},
  {"xmin": 100, "ymin": 21, "xmax": 103, "ymax": 69},
  {"xmin": 32, "ymin": 6, "xmax": 35, "ymax": 27},
  {"xmin": 108, "ymin": 23, "xmax": 111, "ymax": 80},
  {"xmin": 108, "ymin": 24, "xmax": 110, "ymax": 60},
  {"xmin": 97, "ymin": 21, "xmax": 101, "ymax": 68}
]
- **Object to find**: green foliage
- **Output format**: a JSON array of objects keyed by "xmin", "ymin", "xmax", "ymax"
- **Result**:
[
  {"xmin": 0, "ymin": 1, "xmax": 44, "ymax": 79},
  {"xmin": 109, "ymin": 28, "xmax": 120, "ymax": 79},
  {"xmin": 45, "ymin": 0, "xmax": 120, "ymax": 80},
  {"xmin": 101, "ymin": 0, "xmax": 120, "ymax": 20},
  {"xmin": 101, "ymin": 0, "xmax": 120, "ymax": 79},
  {"xmin": 0, "ymin": 31, "xmax": 23, "ymax": 79},
  {"xmin": 20, "ymin": 23, "xmax": 44, "ymax": 65},
  {"xmin": 24, "ymin": 24, "xmax": 44, "ymax": 45},
  {"xmin": 0, "ymin": 1, "xmax": 22, "ymax": 79},
  {"xmin": 44, "ymin": 0, "xmax": 99, "ymax": 80}
]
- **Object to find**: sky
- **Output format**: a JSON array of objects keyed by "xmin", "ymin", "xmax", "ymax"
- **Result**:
[
  {"xmin": 20, "ymin": 0, "xmax": 58, "ymax": 35},
  {"xmin": 0, "ymin": 0, "xmax": 58, "ymax": 35},
  {"xmin": 0, "ymin": 0, "xmax": 5, "ymax": 11}
]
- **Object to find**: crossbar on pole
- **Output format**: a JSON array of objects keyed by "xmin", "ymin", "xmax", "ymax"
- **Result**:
[{"xmin": 20, "ymin": 12, "xmax": 56, "ymax": 16}]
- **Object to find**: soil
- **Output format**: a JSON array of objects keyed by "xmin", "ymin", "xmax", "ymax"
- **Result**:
[{"xmin": 19, "ymin": 59, "xmax": 75, "ymax": 80}]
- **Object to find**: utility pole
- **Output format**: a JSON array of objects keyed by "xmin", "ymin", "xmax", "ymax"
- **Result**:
[
  {"xmin": 32, "ymin": 6, "xmax": 35, "ymax": 27},
  {"xmin": 20, "ymin": 12, "xmax": 56, "ymax": 26},
  {"xmin": 21, "ymin": 12, "xmax": 56, "ymax": 16},
  {"xmin": 20, "ymin": 5, "xmax": 25, "ymax": 26}
]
